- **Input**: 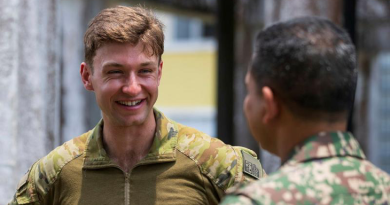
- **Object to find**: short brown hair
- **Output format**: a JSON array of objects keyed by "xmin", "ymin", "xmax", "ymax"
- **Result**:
[{"xmin": 84, "ymin": 6, "xmax": 164, "ymax": 69}]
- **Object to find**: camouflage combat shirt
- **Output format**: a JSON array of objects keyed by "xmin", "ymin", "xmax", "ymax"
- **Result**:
[
  {"xmin": 10, "ymin": 109, "xmax": 265, "ymax": 205},
  {"xmin": 221, "ymin": 131, "xmax": 390, "ymax": 205}
]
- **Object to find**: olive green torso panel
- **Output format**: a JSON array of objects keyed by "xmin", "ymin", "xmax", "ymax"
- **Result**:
[
  {"xmin": 44, "ymin": 150, "xmax": 218, "ymax": 205},
  {"xmin": 10, "ymin": 109, "xmax": 264, "ymax": 205}
]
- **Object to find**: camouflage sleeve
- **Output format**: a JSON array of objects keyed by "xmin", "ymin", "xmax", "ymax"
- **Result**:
[
  {"xmin": 9, "ymin": 131, "xmax": 90, "ymax": 205},
  {"xmin": 199, "ymin": 146, "xmax": 266, "ymax": 204},
  {"xmin": 8, "ymin": 162, "xmax": 42, "ymax": 205},
  {"xmin": 177, "ymin": 128, "xmax": 265, "ymax": 192},
  {"xmin": 232, "ymin": 146, "xmax": 266, "ymax": 184}
]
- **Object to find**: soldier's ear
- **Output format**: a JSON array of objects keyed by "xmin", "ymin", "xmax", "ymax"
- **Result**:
[
  {"xmin": 261, "ymin": 86, "xmax": 279, "ymax": 124},
  {"xmin": 157, "ymin": 60, "xmax": 163, "ymax": 86},
  {"xmin": 80, "ymin": 62, "xmax": 94, "ymax": 91}
]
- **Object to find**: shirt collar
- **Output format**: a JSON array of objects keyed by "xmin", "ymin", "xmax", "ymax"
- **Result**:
[
  {"xmin": 83, "ymin": 108, "xmax": 179, "ymax": 169},
  {"xmin": 284, "ymin": 131, "xmax": 366, "ymax": 166}
]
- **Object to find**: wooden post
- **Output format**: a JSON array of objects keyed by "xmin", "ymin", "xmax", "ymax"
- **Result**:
[{"xmin": 217, "ymin": 0, "xmax": 235, "ymax": 144}]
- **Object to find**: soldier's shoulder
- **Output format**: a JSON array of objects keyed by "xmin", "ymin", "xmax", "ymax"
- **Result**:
[
  {"xmin": 12, "ymin": 130, "xmax": 92, "ymax": 204},
  {"xmin": 223, "ymin": 170, "xmax": 305, "ymax": 205},
  {"xmin": 35, "ymin": 130, "xmax": 91, "ymax": 185},
  {"xmin": 362, "ymin": 160, "xmax": 390, "ymax": 193},
  {"xmin": 176, "ymin": 125, "xmax": 261, "ymax": 190},
  {"xmin": 223, "ymin": 172, "xmax": 279, "ymax": 205},
  {"xmin": 227, "ymin": 157, "xmax": 390, "ymax": 204}
]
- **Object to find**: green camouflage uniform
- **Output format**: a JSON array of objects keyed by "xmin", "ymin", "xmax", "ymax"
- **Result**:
[
  {"xmin": 221, "ymin": 131, "xmax": 390, "ymax": 205},
  {"xmin": 9, "ymin": 109, "xmax": 265, "ymax": 205}
]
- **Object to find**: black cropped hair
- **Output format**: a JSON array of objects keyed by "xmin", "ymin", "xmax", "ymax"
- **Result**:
[{"xmin": 251, "ymin": 16, "xmax": 357, "ymax": 121}]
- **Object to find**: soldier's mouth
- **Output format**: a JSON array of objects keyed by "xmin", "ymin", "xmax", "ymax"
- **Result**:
[{"xmin": 117, "ymin": 100, "xmax": 143, "ymax": 107}]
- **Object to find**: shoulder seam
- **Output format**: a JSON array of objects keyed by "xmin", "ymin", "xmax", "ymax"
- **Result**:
[
  {"xmin": 176, "ymin": 148, "xmax": 223, "ymax": 191},
  {"xmin": 176, "ymin": 130, "xmax": 236, "ymax": 191},
  {"xmin": 27, "ymin": 152, "xmax": 85, "ymax": 203},
  {"xmin": 32, "ymin": 131, "xmax": 91, "ymax": 197},
  {"xmin": 41, "ymin": 153, "xmax": 84, "ymax": 197},
  {"xmin": 186, "ymin": 150, "xmax": 209, "ymax": 202}
]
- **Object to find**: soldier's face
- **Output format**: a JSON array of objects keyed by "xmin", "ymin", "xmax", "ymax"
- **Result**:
[
  {"xmin": 244, "ymin": 72, "xmax": 273, "ymax": 151},
  {"xmin": 82, "ymin": 42, "xmax": 162, "ymax": 127}
]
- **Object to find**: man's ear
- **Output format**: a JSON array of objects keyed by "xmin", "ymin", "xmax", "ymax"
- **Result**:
[
  {"xmin": 157, "ymin": 60, "xmax": 163, "ymax": 86},
  {"xmin": 80, "ymin": 62, "xmax": 94, "ymax": 91},
  {"xmin": 261, "ymin": 86, "xmax": 279, "ymax": 124}
]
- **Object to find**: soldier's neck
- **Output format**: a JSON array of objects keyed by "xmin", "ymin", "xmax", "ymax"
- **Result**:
[
  {"xmin": 276, "ymin": 115, "xmax": 347, "ymax": 163},
  {"xmin": 102, "ymin": 113, "xmax": 156, "ymax": 172}
]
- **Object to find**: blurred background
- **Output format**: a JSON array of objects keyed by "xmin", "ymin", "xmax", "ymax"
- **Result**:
[{"xmin": 0, "ymin": 0, "xmax": 389, "ymax": 203}]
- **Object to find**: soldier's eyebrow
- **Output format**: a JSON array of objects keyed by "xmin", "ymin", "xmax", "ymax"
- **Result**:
[
  {"xmin": 102, "ymin": 62, "xmax": 123, "ymax": 69},
  {"xmin": 140, "ymin": 61, "xmax": 157, "ymax": 67}
]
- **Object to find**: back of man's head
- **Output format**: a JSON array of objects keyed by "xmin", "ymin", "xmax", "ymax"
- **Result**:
[
  {"xmin": 84, "ymin": 6, "xmax": 164, "ymax": 70},
  {"xmin": 251, "ymin": 16, "xmax": 357, "ymax": 122}
]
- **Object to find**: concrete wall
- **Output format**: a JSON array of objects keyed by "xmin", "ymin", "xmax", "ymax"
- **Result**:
[
  {"xmin": 60, "ymin": 0, "xmax": 103, "ymax": 143},
  {"xmin": 0, "ymin": 0, "xmax": 104, "ymax": 203},
  {"xmin": 0, "ymin": 0, "xmax": 60, "ymax": 203}
]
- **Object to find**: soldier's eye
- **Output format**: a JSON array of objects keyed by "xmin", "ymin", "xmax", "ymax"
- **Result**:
[
  {"xmin": 108, "ymin": 70, "xmax": 122, "ymax": 74},
  {"xmin": 140, "ymin": 69, "xmax": 152, "ymax": 74}
]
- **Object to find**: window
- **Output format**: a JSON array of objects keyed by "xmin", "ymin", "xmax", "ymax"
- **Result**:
[{"xmin": 174, "ymin": 16, "xmax": 215, "ymax": 41}]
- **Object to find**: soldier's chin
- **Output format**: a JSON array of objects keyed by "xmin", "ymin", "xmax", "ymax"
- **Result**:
[{"xmin": 117, "ymin": 115, "xmax": 149, "ymax": 127}]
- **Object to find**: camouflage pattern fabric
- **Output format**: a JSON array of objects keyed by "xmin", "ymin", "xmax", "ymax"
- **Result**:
[
  {"xmin": 9, "ymin": 131, "xmax": 91, "ymax": 205},
  {"xmin": 151, "ymin": 110, "xmax": 265, "ymax": 190},
  {"xmin": 9, "ymin": 109, "xmax": 264, "ymax": 205},
  {"xmin": 221, "ymin": 132, "xmax": 390, "ymax": 205}
]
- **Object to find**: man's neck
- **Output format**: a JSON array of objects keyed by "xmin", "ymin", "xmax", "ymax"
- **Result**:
[
  {"xmin": 276, "ymin": 118, "xmax": 347, "ymax": 163},
  {"xmin": 102, "ymin": 113, "xmax": 157, "ymax": 173}
]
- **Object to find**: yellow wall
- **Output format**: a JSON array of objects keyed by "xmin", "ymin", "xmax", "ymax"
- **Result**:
[{"xmin": 156, "ymin": 51, "xmax": 216, "ymax": 107}]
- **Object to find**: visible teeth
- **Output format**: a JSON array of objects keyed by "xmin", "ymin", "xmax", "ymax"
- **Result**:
[{"xmin": 118, "ymin": 100, "xmax": 142, "ymax": 106}]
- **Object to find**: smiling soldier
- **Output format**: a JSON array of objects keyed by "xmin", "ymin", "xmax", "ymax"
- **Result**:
[{"xmin": 9, "ymin": 6, "xmax": 264, "ymax": 205}]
